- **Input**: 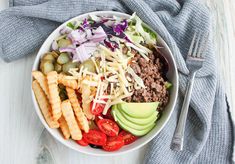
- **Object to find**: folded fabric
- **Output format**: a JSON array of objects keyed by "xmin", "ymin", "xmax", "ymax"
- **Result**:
[{"xmin": 0, "ymin": 0, "xmax": 233, "ymax": 163}]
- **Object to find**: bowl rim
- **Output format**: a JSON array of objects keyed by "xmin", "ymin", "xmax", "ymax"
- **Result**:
[{"xmin": 31, "ymin": 10, "xmax": 179, "ymax": 156}]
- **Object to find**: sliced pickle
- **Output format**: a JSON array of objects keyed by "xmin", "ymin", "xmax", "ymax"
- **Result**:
[
  {"xmin": 62, "ymin": 62, "xmax": 78, "ymax": 74},
  {"xmin": 79, "ymin": 59, "xmax": 96, "ymax": 73},
  {"xmin": 57, "ymin": 39, "xmax": 71, "ymax": 48},
  {"xmin": 55, "ymin": 63, "xmax": 62, "ymax": 73},
  {"xmin": 50, "ymin": 51, "xmax": 59, "ymax": 58},
  {"xmin": 40, "ymin": 60, "xmax": 54, "ymax": 75},
  {"xmin": 42, "ymin": 53, "xmax": 55, "ymax": 63},
  {"xmin": 57, "ymin": 53, "xmax": 70, "ymax": 65}
]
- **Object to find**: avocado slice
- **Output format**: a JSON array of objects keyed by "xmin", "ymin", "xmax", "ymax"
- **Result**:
[
  {"xmin": 112, "ymin": 109, "xmax": 155, "ymax": 136},
  {"xmin": 117, "ymin": 102, "xmax": 159, "ymax": 118},
  {"xmin": 112, "ymin": 107, "xmax": 156, "ymax": 130},
  {"xmin": 120, "ymin": 109, "xmax": 159, "ymax": 125}
]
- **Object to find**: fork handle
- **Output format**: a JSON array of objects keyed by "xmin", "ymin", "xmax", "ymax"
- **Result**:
[{"xmin": 171, "ymin": 71, "xmax": 196, "ymax": 151}]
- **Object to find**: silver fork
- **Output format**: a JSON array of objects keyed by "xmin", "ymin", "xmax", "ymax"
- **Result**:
[{"xmin": 170, "ymin": 31, "xmax": 208, "ymax": 151}]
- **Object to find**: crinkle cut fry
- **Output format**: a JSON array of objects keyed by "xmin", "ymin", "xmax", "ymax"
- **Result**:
[
  {"xmin": 58, "ymin": 74, "xmax": 78, "ymax": 89},
  {"xmin": 47, "ymin": 71, "xmax": 62, "ymax": 121},
  {"xmin": 66, "ymin": 87, "xmax": 89, "ymax": 133},
  {"xmin": 58, "ymin": 116, "xmax": 71, "ymax": 140},
  {"xmin": 32, "ymin": 71, "xmax": 49, "ymax": 98},
  {"xmin": 32, "ymin": 80, "xmax": 59, "ymax": 128},
  {"xmin": 61, "ymin": 100, "xmax": 82, "ymax": 140},
  {"xmin": 81, "ymin": 83, "xmax": 94, "ymax": 120}
]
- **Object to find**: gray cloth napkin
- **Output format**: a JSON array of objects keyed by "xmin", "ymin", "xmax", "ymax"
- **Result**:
[{"xmin": 0, "ymin": 0, "xmax": 234, "ymax": 163}]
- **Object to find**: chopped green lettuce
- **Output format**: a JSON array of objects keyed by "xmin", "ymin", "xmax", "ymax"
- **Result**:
[
  {"xmin": 128, "ymin": 13, "xmax": 157, "ymax": 45},
  {"xmin": 67, "ymin": 22, "xmax": 75, "ymax": 29},
  {"xmin": 124, "ymin": 31, "xmax": 144, "ymax": 44},
  {"xmin": 142, "ymin": 25, "xmax": 157, "ymax": 40},
  {"xmin": 165, "ymin": 81, "xmax": 172, "ymax": 89}
]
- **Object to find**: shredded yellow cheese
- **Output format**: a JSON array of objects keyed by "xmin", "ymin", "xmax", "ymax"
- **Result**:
[
  {"xmin": 91, "ymin": 57, "xmax": 100, "ymax": 73},
  {"xmin": 69, "ymin": 42, "xmax": 148, "ymax": 116}
]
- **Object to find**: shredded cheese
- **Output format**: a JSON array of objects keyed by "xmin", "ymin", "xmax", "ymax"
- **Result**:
[
  {"xmin": 92, "ymin": 78, "xmax": 101, "ymax": 111},
  {"xmin": 91, "ymin": 57, "xmax": 100, "ymax": 73},
  {"xmin": 68, "ymin": 38, "xmax": 149, "ymax": 116},
  {"xmin": 93, "ymin": 99, "xmax": 107, "ymax": 104},
  {"xmin": 82, "ymin": 79, "xmax": 98, "ymax": 86},
  {"xmin": 102, "ymin": 99, "xmax": 112, "ymax": 115},
  {"xmin": 117, "ymin": 65, "xmax": 129, "ymax": 87},
  {"xmin": 119, "ymin": 78, "xmax": 130, "ymax": 96},
  {"xmin": 110, "ymin": 83, "xmax": 114, "ymax": 95}
]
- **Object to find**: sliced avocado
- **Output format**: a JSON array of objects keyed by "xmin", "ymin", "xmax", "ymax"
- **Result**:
[
  {"xmin": 117, "ymin": 102, "xmax": 159, "ymax": 118},
  {"xmin": 112, "ymin": 107, "xmax": 155, "ymax": 130},
  {"xmin": 120, "ymin": 109, "xmax": 158, "ymax": 125},
  {"xmin": 112, "ymin": 110, "xmax": 155, "ymax": 136}
]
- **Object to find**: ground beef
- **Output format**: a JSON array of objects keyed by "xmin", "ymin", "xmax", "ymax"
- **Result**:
[{"xmin": 124, "ymin": 50, "xmax": 169, "ymax": 111}]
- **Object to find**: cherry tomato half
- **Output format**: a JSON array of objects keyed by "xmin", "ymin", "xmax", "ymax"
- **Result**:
[
  {"xmin": 97, "ymin": 119, "xmax": 119, "ymax": 137},
  {"xmin": 102, "ymin": 136, "xmax": 124, "ymax": 151},
  {"xmin": 103, "ymin": 109, "xmax": 114, "ymax": 120},
  {"xmin": 76, "ymin": 138, "xmax": 89, "ymax": 146},
  {"xmin": 83, "ymin": 130, "xmax": 107, "ymax": 146},
  {"xmin": 119, "ymin": 130, "xmax": 138, "ymax": 145},
  {"xmin": 94, "ymin": 110, "xmax": 114, "ymax": 126},
  {"xmin": 90, "ymin": 100, "xmax": 107, "ymax": 115},
  {"xmin": 95, "ymin": 115, "xmax": 104, "ymax": 125}
]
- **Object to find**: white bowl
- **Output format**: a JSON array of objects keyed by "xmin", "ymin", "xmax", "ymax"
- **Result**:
[{"xmin": 31, "ymin": 11, "xmax": 178, "ymax": 156}]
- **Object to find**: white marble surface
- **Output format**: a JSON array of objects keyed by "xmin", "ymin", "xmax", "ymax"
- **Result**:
[{"xmin": 0, "ymin": 0, "xmax": 234, "ymax": 164}]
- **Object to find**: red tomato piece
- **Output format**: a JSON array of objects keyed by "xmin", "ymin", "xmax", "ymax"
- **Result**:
[
  {"xmin": 97, "ymin": 119, "xmax": 119, "ymax": 137},
  {"xmin": 103, "ymin": 109, "xmax": 114, "ymax": 120},
  {"xmin": 119, "ymin": 130, "xmax": 138, "ymax": 145},
  {"xmin": 95, "ymin": 115, "xmax": 104, "ymax": 125},
  {"xmin": 83, "ymin": 130, "xmax": 107, "ymax": 146},
  {"xmin": 94, "ymin": 110, "xmax": 114, "ymax": 125},
  {"xmin": 90, "ymin": 99, "xmax": 107, "ymax": 115},
  {"xmin": 76, "ymin": 138, "xmax": 89, "ymax": 146},
  {"xmin": 102, "ymin": 136, "xmax": 124, "ymax": 151}
]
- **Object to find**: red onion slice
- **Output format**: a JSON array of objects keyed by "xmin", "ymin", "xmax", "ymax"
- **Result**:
[
  {"xmin": 51, "ymin": 40, "xmax": 58, "ymax": 50},
  {"xmin": 59, "ymin": 47, "xmax": 75, "ymax": 53}
]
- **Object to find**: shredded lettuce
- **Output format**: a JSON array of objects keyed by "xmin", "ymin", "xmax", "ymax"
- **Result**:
[
  {"xmin": 124, "ymin": 31, "xmax": 144, "ymax": 44},
  {"xmin": 67, "ymin": 22, "xmax": 75, "ymax": 30},
  {"xmin": 143, "ymin": 25, "xmax": 157, "ymax": 40},
  {"xmin": 165, "ymin": 81, "xmax": 172, "ymax": 89},
  {"xmin": 67, "ymin": 21, "xmax": 83, "ymax": 30},
  {"xmin": 128, "ymin": 13, "xmax": 157, "ymax": 45},
  {"xmin": 89, "ymin": 14, "xmax": 101, "ymax": 22},
  {"xmin": 87, "ymin": 18, "xmax": 95, "ymax": 24}
]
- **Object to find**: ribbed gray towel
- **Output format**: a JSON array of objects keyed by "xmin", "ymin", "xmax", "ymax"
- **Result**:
[{"xmin": 0, "ymin": 0, "xmax": 234, "ymax": 163}]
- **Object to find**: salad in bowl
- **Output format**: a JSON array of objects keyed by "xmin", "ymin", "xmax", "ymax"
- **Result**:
[{"xmin": 31, "ymin": 11, "xmax": 178, "ymax": 154}]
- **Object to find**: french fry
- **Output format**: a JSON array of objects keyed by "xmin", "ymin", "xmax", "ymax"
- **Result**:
[
  {"xmin": 58, "ymin": 116, "xmax": 71, "ymax": 140},
  {"xmin": 32, "ymin": 71, "xmax": 49, "ymax": 98},
  {"xmin": 32, "ymin": 80, "xmax": 59, "ymax": 128},
  {"xmin": 66, "ymin": 87, "xmax": 89, "ymax": 133},
  {"xmin": 81, "ymin": 84, "xmax": 94, "ymax": 120},
  {"xmin": 58, "ymin": 74, "xmax": 78, "ymax": 89},
  {"xmin": 47, "ymin": 71, "xmax": 62, "ymax": 121},
  {"xmin": 61, "ymin": 100, "xmax": 82, "ymax": 140}
]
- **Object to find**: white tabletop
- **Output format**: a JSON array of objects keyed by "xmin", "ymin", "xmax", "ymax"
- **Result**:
[{"xmin": 0, "ymin": 1, "xmax": 234, "ymax": 164}]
